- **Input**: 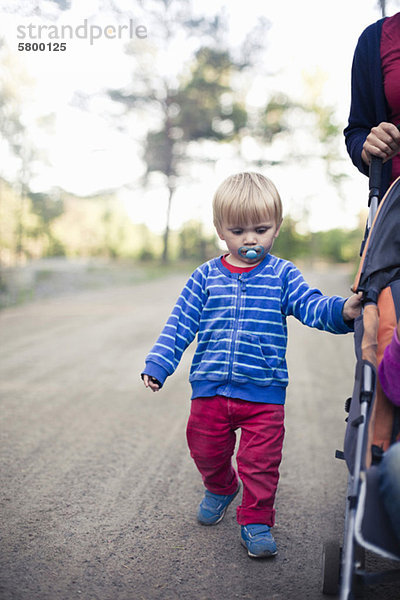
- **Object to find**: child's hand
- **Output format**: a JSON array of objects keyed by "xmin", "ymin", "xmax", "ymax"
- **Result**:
[
  {"xmin": 142, "ymin": 374, "xmax": 161, "ymax": 392},
  {"xmin": 343, "ymin": 292, "xmax": 363, "ymax": 322}
]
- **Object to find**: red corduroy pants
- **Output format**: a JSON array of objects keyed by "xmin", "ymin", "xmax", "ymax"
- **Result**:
[{"xmin": 186, "ymin": 395, "xmax": 285, "ymax": 527}]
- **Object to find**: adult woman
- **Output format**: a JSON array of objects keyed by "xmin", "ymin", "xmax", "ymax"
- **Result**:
[
  {"xmin": 344, "ymin": 12, "xmax": 400, "ymax": 195},
  {"xmin": 345, "ymin": 12, "xmax": 400, "ymax": 547}
]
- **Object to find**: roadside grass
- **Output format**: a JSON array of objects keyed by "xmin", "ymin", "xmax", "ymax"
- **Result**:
[
  {"xmin": 0, "ymin": 257, "xmax": 357, "ymax": 310},
  {"xmin": 0, "ymin": 258, "xmax": 199, "ymax": 310}
]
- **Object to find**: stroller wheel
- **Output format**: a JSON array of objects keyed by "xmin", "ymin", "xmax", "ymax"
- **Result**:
[{"xmin": 322, "ymin": 539, "xmax": 341, "ymax": 595}]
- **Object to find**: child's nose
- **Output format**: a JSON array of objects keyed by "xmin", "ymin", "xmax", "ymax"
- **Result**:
[{"xmin": 244, "ymin": 232, "xmax": 257, "ymax": 244}]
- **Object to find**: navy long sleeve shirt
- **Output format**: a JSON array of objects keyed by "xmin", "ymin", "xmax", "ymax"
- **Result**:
[{"xmin": 343, "ymin": 17, "xmax": 392, "ymax": 195}]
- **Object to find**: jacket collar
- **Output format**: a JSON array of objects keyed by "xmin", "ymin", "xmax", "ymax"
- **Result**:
[{"xmin": 214, "ymin": 253, "xmax": 273, "ymax": 278}]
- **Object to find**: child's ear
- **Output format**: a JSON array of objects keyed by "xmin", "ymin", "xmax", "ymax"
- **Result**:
[
  {"xmin": 216, "ymin": 228, "xmax": 225, "ymax": 241},
  {"xmin": 274, "ymin": 220, "xmax": 283, "ymax": 238}
]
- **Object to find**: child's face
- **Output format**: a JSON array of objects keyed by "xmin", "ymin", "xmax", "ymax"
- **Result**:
[{"xmin": 217, "ymin": 219, "xmax": 282, "ymax": 267}]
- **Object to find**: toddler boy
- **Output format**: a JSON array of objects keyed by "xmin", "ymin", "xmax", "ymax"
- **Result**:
[{"xmin": 142, "ymin": 172, "xmax": 361, "ymax": 557}]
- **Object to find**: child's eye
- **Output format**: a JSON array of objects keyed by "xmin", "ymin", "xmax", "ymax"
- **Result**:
[
  {"xmin": 232, "ymin": 229, "xmax": 243, "ymax": 235},
  {"xmin": 256, "ymin": 228, "xmax": 268, "ymax": 234}
]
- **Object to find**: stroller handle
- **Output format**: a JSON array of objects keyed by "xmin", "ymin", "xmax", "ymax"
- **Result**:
[
  {"xmin": 369, "ymin": 156, "xmax": 382, "ymax": 203},
  {"xmin": 369, "ymin": 124, "xmax": 400, "ymax": 204},
  {"xmin": 367, "ymin": 156, "xmax": 382, "ymax": 229},
  {"xmin": 369, "ymin": 123, "xmax": 400, "ymax": 202},
  {"xmin": 362, "ymin": 124, "xmax": 400, "ymax": 245}
]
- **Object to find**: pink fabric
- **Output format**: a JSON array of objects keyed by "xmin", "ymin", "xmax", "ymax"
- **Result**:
[
  {"xmin": 381, "ymin": 13, "xmax": 400, "ymax": 183},
  {"xmin": 186, "ymin": 396, "xmax": 285, "ymax": 526},
  {"xmin": 378, "ymin": 327, "xmax": 400, "ymax": 406}
]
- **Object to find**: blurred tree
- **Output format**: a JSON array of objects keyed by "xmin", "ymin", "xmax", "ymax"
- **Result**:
[
  {"xmin": 273, "ymin": 216, "xmax": 308, "ymax": 262},
  {"xmin": 257, "ymin": 94, "xmax": 292, "ymax": 143},
  {"xmin": 28, "ymin": 190, "xmax": 65, "ymax": 256},
  {"xmin": 0, "ymin": 42, "xmax": 58, "ymax": 263},
  {"xmin": 273, "ymin": 217, "xmax": 363, "ymax": 265},
  {"xmin": 0, "ymin": 1, "xmax": 70, "ymax": 16},
  {"xmin": 142, "ymin": 46, "xmax": 249, "ymax": 262},
  {"xmin": 0, "ymin": 54, "xmax": 26, "ymax": 161},
  {"xmin": 0, "ymin": 47, "xmax": 35, "ymax": 262},
  {"xmin": 178, "ymin": 220, "xmax": 219, "ymax": 262},
  {"xmin": 173, "ymin": 47, "xmax": 248, "ymax": 142},
  {"xmin": 302, "ymin": 69, "xmax": 345, "ymax": 188},
  {"xmin": 312, "ymin": 227, "xmax": 363, "ymax": 263},
  {"xmin": 379, "ymin": 0, "xmax": 387, "ymax": 15},
  {"xmin": 109, "ymin": 0, "xmax": 269, "ymax": 263},
  {"xmin": 137, "ymin": 224, "xmax": 157, "ymax": 261}
]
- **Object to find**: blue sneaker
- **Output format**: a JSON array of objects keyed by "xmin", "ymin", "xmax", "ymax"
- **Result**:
[
  {"xmin": 197, "ymin": 486, "xmax": 240, "ymax": 525},
  {"xmin": 241, "ymin": 524, "xmax": 277, "ymax": 558}
]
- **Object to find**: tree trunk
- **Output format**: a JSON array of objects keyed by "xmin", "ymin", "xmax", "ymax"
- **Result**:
[
  {"xmin": 161, "ymin": 183, "xmax": 174, "ymax": 263},
  {"xmin": 15, "ymin": 182, "xmax": 25, "ymax": 263}
]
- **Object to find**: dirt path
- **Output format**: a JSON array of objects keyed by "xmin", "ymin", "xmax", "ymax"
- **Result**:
[{"xmin": 0, "ymin": 268, "xmax": 398, "ymax": 600}]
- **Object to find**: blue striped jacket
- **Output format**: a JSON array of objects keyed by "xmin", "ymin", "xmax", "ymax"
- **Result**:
[{"xmin": 143, "ymin": 254, "xmax": 353, "ymax": 404}]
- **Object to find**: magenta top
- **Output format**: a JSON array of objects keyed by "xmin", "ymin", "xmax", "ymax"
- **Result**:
[
  {"xmin": 381, "ymin": 12, "xmax": 400, "ymax": 183},
  {"xmin": 378, "ymin": 326, "xmax": 400, "ymax": 406}
]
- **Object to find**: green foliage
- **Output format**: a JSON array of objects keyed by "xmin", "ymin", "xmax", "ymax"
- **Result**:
[
  {"xmin": 45, "ymin": 237, "xmax": 66, "ymax": 257},
  {"xmin": 310, "ymin": 228, "xmax": 362, "ymax": 263},
  {"xmin": 0, "ymin": 175, "xmax": 365, "ymax": 267},
  {"xmin": 0, "ymin": 1, "xmax": 362, "ymax": 271},
  {"xmin": 273, "ymin": 217, "xmax": 308, "ymax": 261},
  {"xmin": 259, "ymin": 94, "xmax": 292, "ymax": 142},
  {"xmin": 28, "ymin": 191, "xmax": 65, "ymax": 257},
  {"xmin": 273, "ymin": 217, "xmax": 363, "ymax": 264},
  {"xmin": 174, "ymin": 47, "xmax": 248, "ymax": 142},
  {"xmin": 29, "ymin": 192, "xmax": 64, "ymax": 223},
  {"xmin": 108, "ymin": 4, "xmax": 261, "ymax": 262},
  {"xmin": 143, "ymin": 46, "xmax": 249, "ymax": 179},
  {"xmin": 177, "ymin": 220, "xmax": 219, "ymax": 261}
]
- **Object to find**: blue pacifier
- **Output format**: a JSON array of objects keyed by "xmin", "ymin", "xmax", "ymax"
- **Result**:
[{"xmin": 238, "ymin": 245, "xmax": 266, "ymax": 260}]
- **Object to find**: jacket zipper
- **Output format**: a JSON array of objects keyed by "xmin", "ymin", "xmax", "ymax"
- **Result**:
[{"xmin": 228, "ymin": 274, "xmax": 246, "ymax": 382}]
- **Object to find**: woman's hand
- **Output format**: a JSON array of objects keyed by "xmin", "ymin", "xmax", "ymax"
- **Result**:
[{"xmin": 362, "ymin": 122, "xmax": 400, "ymax": 165}]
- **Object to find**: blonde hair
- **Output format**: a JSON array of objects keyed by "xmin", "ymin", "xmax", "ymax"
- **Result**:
[{"xmin": 212, "ymin": 172, "xmax": 282, "ymax": 232}]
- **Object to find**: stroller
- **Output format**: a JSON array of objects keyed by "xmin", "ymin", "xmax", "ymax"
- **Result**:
[{"xmin": 322, "ymin": 157, "xmax": 400, "ymax": 599}]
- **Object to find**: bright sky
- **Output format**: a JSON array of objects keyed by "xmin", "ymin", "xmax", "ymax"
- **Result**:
[{"xmin": 1, "ymin": 0, "xmax": 400, "ymax": 233}]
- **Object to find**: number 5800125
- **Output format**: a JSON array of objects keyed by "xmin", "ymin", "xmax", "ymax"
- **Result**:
[{"xmin": 18, "ymin": 42, "xmax": 67, "ymax": 51}]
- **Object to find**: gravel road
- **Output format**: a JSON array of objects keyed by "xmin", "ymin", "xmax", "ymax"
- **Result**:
[{"xmin": 1, "ymin": 267, "xmax": 398, "ymax": 600}]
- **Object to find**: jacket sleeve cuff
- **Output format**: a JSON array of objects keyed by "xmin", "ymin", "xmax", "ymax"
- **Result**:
[
  {"xmin": 354, "ymin": 142, "xmax": 369, "ymax": 176},
  {"xmin": 141, "ymin": 361, "xmax": 169, "ymax": 387}
]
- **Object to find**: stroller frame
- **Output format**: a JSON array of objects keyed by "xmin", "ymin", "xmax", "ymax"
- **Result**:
[
  {"xmin": 339, "ymin": 365, "xmax": 400, "ymax": 599},
  {"xmin": 322, "ymin": 157, "xmax": 400, "ymax": 599}
]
